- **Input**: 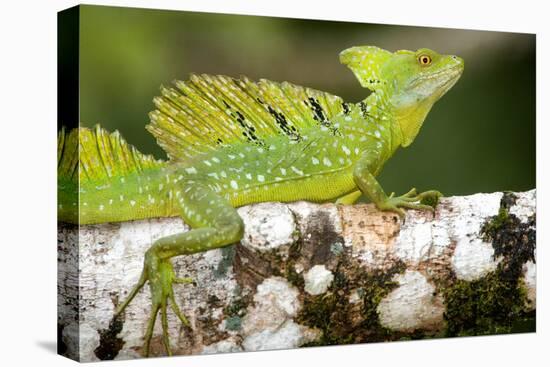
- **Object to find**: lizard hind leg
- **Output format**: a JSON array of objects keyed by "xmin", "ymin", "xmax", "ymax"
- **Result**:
[
  {"xmin": 335, "ymin": 190, "xmax": 362, "ymax": 205},
  {"xmin": 115, "ymin": 181, "xmax": 244, "ymax": 357}
]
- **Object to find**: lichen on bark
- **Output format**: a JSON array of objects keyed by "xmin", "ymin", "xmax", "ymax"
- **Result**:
[
  {"xmin": 441, "ymin": 192, "xmax": 536, "ymax": 336},
  {"xmin": 57, "ymin": 190, "xmax": 536, "ymax": 361}
]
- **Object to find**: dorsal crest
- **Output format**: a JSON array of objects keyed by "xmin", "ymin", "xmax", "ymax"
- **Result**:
[
  {"xmin": 147, "ymin": 74, "xmax": 348, "ymax": 162},
  {"xmin": 339, "ymin": 46, "xmax": 392, "ymax": 91},
  {"xmin": 58, "ymin": 125, "xmax": 163, "ymax": 183}
]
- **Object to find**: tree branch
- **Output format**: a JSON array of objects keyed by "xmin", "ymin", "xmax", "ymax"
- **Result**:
[{"xmin": 58, "ymin": 190, "xmax": 536, "ymax": 361}]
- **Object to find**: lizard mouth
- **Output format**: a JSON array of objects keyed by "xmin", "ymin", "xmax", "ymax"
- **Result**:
[
  {"xmin": 413, "ymin": 63, "xmax": 463, "ymax": 85},
  {"xmin": 439, "ymin": 66, "xmax": 463, "ymax": 94},
  {"xmin": 409, "ymin": 63, "xmax": 464, "ymax": 99}
]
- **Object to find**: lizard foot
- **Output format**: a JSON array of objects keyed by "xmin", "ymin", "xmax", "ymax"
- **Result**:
[
  {"xmin": 114, "ymin": 250, "xmax": 193, "ymax": 357},
  {"xmin": 378, "ymin": 188, "xmax": 442, "ymax": 218}
]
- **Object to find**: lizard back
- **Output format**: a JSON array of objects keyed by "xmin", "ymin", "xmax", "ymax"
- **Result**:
[
  {"xmin": 58, "ymin": 75, "xmax": 359, "ymax": 224},
  {"xmin": 147, "ymin": 74, "xmax": 350, "ymax": 162}
]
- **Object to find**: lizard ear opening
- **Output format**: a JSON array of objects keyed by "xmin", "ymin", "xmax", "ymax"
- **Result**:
[{"xmin": 339, "ymin": 46, "xmax": 392, "ymax": 91}]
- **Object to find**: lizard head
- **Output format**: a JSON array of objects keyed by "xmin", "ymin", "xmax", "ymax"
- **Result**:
[{"xmin": 339, "ymin": 46, "xmax": 464, "ymax": 147}]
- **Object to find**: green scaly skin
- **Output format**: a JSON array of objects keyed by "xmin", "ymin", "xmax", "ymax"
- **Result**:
[{"xmin": 58, "ymin": 46, "xmax": 463, "ymax": 356}]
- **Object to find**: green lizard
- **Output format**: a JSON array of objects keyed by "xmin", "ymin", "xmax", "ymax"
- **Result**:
[{"xmin": 58, "ymin": 46, "xmax": 463, "ymax": 356}]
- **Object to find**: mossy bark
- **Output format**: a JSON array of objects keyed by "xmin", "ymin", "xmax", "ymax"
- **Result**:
[{"xmin": 58, "ymin": 190, "xmax": 536, "ymax": 361}]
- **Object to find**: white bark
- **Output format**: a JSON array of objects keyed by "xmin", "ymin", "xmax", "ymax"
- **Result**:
[{"xmin": 58, "ymin": 190, "xmax": 536, "ymax": 362}]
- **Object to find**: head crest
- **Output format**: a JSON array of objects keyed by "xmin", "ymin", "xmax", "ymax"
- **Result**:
[{"xmin": 339, "ymin": 46, "xmax": 392, "ymax": 91}]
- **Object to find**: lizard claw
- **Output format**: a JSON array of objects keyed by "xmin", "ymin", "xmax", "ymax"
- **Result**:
[
  {"xmin": 115, "ymin": 250, "xmax": 193, "ymax": 357},
  {"xmin": 377, "ymin": 188, "xmax": 442, "ymax": 218}
]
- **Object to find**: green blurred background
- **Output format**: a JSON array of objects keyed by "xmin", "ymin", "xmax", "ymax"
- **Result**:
[{"xmin": 79, "ymin": 5, "xmax": 535, "ymax": 197}]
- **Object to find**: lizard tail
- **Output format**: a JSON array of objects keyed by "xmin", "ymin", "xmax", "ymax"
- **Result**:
[
  {"xmin": 57, "ymin": 125, "xmax": 170, "ymax": 224},
  {"xmin": 57, "ymin": 125, "xmax": 165, "ymax": 184},
  {"xmin": 57, "ymin": 125, "xmax": 166, "ymax": 223}
]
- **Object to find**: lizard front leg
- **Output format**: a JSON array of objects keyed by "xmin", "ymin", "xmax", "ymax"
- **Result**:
[
  {"xmin": 114, "ymin": 181, "xmax": 244, "ymax": 356},
  {"xmin": 353, "ymin": 148, "xmax": 441, "ymax": 217}
]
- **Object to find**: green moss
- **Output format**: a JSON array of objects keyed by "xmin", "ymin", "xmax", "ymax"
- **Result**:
[
  {"xmin": 283, "ymin": 236, "xmax": 306, "ymax": 289},
  {"xmin": 332, "ymin": 270, "xmax": 348, "ymax": 290},
  {"xmin": 219, "ymin": 292, "xmax": 249, "ymax": 332},
  {"xmin": 443, "ymin": 192, "xmax": 536, "ymax": 336},
  {"xmin": 420, "ymin": 191, "xmax": 441, "ymax": 208},
  {"xmin": 442, "ymin": 268, "xmax": 531, "ymax": 336},
  {"xmin": 298, "ymin": 292, "xmax": 351, "ymax": 346},
  {"xmin": 285, "ymin": 265, "xmax": 305, "ymax": 288},
  {"xmin": 223, "ymin": 297, "xmax": 248, "ymax": 319},
  {"xmin": 510, "ymin": 310, "xmax": 536, "ymax": 333},
  {"xmin": 298, "ymin": 260, "xmax": 406, "ymax": 346},
  {"xmin": 480, "ymin": 193, "xmax": 535, "ymax": 280},
  {"xmin": 481, "ymin": 206, "xmax": 510, "ymax": 236},
  {"xmin": 357, "ymin": 261, "xmax": 407, "ymax": 338}
]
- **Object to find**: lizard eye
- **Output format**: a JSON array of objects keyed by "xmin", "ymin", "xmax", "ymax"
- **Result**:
[{"xmin": 418, "ymin": 54, "xmax": 432, "ymax": 66}]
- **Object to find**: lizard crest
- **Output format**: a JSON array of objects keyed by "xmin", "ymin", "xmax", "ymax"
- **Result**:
[{"xmin": 340, "ymin": 45, "xmax": 464, "ymax": 146}]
